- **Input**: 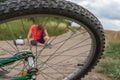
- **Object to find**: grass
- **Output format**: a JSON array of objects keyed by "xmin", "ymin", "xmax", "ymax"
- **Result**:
[
  {"xmin": 0, "ymin": 0, "xmax": 6, "ymax": 2},
  {"xmin": 102, "ymin": 42, "xmax": 120, "ymax": 59},
  {"xmin": 0, "ymin": 17, "xmax": 70, "ymax": 40},
  {"xmin": 98, "ymin": 61, "xmax": 120, "ymax": 80},
  {"xmin": 0, "ymin": 53, "xmax": 5, "ymax": 56},
  {"xmin": 46, "ymin": 25, "xmax": 68, "ymax": 36},
  {"xmin": 0, "ymin": 19, "xmax": 32, "ymax": 40},
  {"xmin": 97, "ymin": 42, "xmax": 120, "ymax": 80}
]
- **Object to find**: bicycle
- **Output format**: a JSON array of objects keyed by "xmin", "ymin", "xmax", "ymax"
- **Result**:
[{"xmin": 0, "ymin": 0, "xmax": 105, "ymax": 80}]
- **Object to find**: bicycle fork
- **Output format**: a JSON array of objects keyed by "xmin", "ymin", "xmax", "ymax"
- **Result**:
[
  {"xmin": 26, "ymin": 55, "xmax": 38, "ymax": 80},
  {"xmin": 0, "ymin": 50, "xmax": 38, "ymax": 80}
]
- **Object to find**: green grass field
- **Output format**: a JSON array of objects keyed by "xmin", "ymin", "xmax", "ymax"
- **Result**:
[
  {"xmin": 0, "ymin": 17, "xmax": 70, "ymax": 40},
  {"xmin": 97, "ymin": 42, "xmax": 120, "ymax": 80}
]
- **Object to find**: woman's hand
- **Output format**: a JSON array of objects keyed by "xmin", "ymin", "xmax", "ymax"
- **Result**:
[{"xmin": 25, "ymin": 39, "xmax": 29, "ymax": 46}]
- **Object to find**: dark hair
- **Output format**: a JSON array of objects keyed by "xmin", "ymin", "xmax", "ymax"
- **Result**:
[{"xmin": 37, "ymin": 24, "xmax": 44, "ymax": 30}]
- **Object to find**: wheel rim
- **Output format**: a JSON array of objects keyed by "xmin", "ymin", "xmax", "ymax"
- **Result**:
[{"xmin": 0, "ymin": 15, "xmax": 96, "ymax": 80}]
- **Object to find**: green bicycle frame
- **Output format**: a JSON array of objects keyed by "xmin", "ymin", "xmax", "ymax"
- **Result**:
[
  {"xmin": 0, "ymin": 50, "xmax": 34, "ymax": 80},
  {"xmin": 11, "ymin": 74, "xmax": 32, "ymax": 80}
]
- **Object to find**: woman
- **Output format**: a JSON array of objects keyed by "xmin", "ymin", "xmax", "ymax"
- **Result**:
[{"xmin": 26, "ymin": 24, "xmax": 51, "ymax": 48}]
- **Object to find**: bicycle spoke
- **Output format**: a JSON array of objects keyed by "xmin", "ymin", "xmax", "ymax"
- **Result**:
[
  {"xmin": 5, "ymin": 23, "xmax": 19, "ymax": 52},
  {"xmin": 35, "ymin": 31, "xmax": 89, "ymax": 60},
  {"xmin": 36, "ymin": 57, "xmax": 65, "ymax": 77},
  {"xmin": 0, "ymin": 60, "xmax": 26, "ymax": 79},
  {"xmin": 35, "ymin": 46, "xmax": 38, "ymax": 67},
  {"xmin": 35, "ymin": 17, "xmax": 50, "ymax": 65},
  {"xmin": 50, "ymin": 41, "xmax": 90, "ymax": 61},
  {"xmin": 6, "ymin": 61, "xmax": 24, "ymax": 72},
  {"xmin": 0, "ymin": 47, "xmax": 15, "ymax": 55},
  {"xmin": 39, "ymin": 50, "xmax": 90, "ymax": 71},
  {"xmin": 48, "ymin": 19, "xmax": 67, "ymax": 44},
  {"xmin": 17, "ymin": 63, "xmax": 28, "ymax": 77},
  {"xmin": 37, "ymin": 33, "xmax": 90, "ymax": 74},
  {"xmin": 40, "ymin": 72, "xmax": 49, "ymax": 80},
  {"xmin": 5, "ymin": 40, "xmax": 18, "ymax": 52},
  {"xmin": 38, "ymin": 37, "xmax": 91, "ymax": 64},
  {"xmin": 38, "ymin": 43, "xmax": 91, "ymax": 59},
  {"xmin": 35, "ymin": 18, "xmax": 65, "ymax": 60},
  {"xmin": 52, "ymin": 31, "xmax": 87, "ymax": 45},
  {"xmin": 0, "ymin": 25, "xmax": 17, "ymax": 54},
  {"xmin": 38, "ymin": 32, "xmax": 74, "ymax": 69},
  {"xmin": 40, "ymin": 71, "xmax": 57, "ymax": 80}
]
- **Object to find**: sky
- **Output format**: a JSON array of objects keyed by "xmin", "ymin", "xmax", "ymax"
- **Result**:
[{"xmin": 67, "ymin": 0, "xmax": 120, "ymax": 31}]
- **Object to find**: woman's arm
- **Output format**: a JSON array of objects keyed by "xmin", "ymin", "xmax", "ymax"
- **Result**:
[
  {"xmin": 25, "ymin": 29, "xmax": 31, "ymax": 45},
  {"xmin": 44, "ymin": 29, "xmax": 49, "ymax": 36}
]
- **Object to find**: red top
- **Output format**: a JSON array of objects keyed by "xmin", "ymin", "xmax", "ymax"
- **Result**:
[{"xmin": 30, "ymin": 24, "xmax": 46, "ymax": 40}]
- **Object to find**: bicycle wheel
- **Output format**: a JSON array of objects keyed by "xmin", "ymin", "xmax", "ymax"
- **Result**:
[{"xmin": 0, "ymin": 0, "xmax": 105, "ymax": 80}]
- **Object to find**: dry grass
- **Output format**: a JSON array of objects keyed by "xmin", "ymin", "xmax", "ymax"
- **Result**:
[{"xmin": 105, "ymin": 30, "xmax": 120, "ymax": 42}]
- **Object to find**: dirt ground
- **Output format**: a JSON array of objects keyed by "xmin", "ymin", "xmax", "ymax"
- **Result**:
[{"xmin": 0, "ymin": 31, "xmax": 112, "ymax": 80}]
